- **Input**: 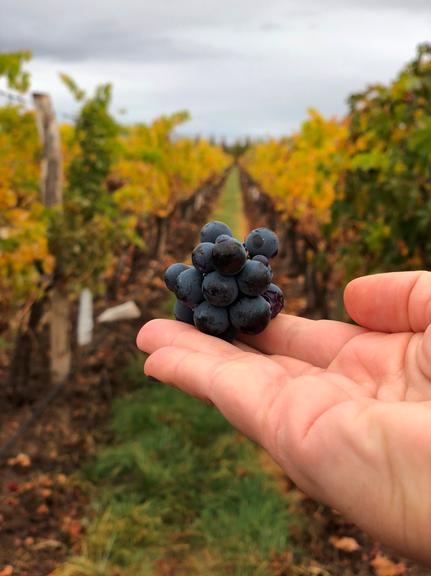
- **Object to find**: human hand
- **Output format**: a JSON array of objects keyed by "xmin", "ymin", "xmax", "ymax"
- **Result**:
[{"xmin": 137, "ymin": 271, "xmax": 431, "ymax": 565}]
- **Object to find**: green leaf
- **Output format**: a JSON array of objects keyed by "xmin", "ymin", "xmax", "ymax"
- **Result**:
[
  {"xmin": 0, "ymin": 51, "xmax": 32, "ymax": 92},
  {"xmin": 59, "ymin": 73, "xmax": 86, "ymax": 101}
]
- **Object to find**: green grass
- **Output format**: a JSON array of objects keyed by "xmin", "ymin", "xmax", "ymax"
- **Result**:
[
  {"xmin": 56, "ymin": 361, "xmax": 303, "ymax": 576},
  {"xmin": 212, "ymin": 166, "xmax": 246, "ymax": 239}
]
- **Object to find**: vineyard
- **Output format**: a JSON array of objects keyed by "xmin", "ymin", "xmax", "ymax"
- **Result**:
[{"xmin": 0, "ymin": 43, "xmax": 431, "ymax": 575}]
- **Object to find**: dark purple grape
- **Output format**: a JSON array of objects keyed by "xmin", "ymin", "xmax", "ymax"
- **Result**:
[
  {"xmin": 229, "ymin": 296, "xmax": 271, "ymax": 335},
  {"xmin": 202, "ymin": 271, "xmax": 238, "ymax": 307},
  {"xmin": 262, "ymin": 283, "xmax": 284, "ymax": 319},
  {"xmin": 237, "ymin": 260, "xmax": 272, "ymax": 297},
  {"xmin": 175, "ymin": 267, "xmax": 204, "ymax": 308},
  {"xmin": 174, "ymin": 300, "xmax": 195, "ymax": 325},
  {"xmin": 212, "ymin": 236, "xmax": 247, "ymax": 276},
  {"xmin": 194, "ymin": 302, "xmax": 230, "ymax": 336},
  {"xmin": 252, "ymin": 254, "xmax": 272, "ymax": 277},
  {"xmin": 192, "ymin": 242, "xmax": 215, "ymax": 274},
  {"xmin": 252, "ymin": 255, "xmax": 270, "ymax": 267},
  {"xmin": 164, "ymin": 263, "xmax": 190, "ymax": 292},
  {"xmin": 219, "ymin": 324, "xmax": 237, "ymax": 343},
  {"xmin": 200, "ymin": 221, "xmax": 233, "ymax": 244},
  {"xmin": 214, "ymin": 233, "xmax": 233, "ymax": 243},
  {"xmin": 245, "ymin": 228, "xmax": 279, "ymax": 259}
]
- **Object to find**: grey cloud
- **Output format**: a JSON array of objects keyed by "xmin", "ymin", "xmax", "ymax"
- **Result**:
[
  {"xmin": 1, "ymin": 29, "xmax": 234, "ymax": 63},
  {"xmin": 0, "ymin": 0, "xmax": 429, "ymax": 62},
  {"xmin": 0, "ymin": 0, "xmax": 283, "ymax": 60},
  {"xmin": 0, "ymin": 0, "xmax": 241, "ymax": 62},
  {"xmin": 260, "ymin": 22, "xmax": 285, "ymax": 32},
  {"xmin": 295, "ymin": 0, "xmax": 431, "ymax": 10}
]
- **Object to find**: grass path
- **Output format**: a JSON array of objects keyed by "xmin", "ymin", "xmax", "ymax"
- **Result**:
[
  {"xmin": 211, "ymin": 166, "xmax": 248, "ymax": 239},
  {"xmin": 55, "ymin": 170, "xmax": 302, "ymax": 576}
]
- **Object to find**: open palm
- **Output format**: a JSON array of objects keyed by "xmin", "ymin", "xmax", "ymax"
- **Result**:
[{"xmin": 137, "ymin": 271, "xmax": 431, "ymax": 565}]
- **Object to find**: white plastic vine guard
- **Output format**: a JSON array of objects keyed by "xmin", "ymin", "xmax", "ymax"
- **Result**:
[
  {"xmin": 77, "ymin": 288, "xmax": 94, "ymax": 346},
  {"xmin": 97, "ymin": 301, "xmax": 141, "ymax": 323}
]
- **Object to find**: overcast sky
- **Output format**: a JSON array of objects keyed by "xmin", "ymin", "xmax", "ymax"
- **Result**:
[{"xmin": 0, "ymin": 0, "xmax": 430, "ymax": 141}]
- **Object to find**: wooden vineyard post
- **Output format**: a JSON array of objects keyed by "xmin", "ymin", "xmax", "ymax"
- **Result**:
[
  {"xmin": 33, "ymin": 93, "xmax": 72, "ymax": 385},
  {"xmin": 33, "ymin": 93, "xmax": 63, "ymax": 207},
  {"xmin": 155, "ymin": 215, "xmax": 168, "ymax": 259}
]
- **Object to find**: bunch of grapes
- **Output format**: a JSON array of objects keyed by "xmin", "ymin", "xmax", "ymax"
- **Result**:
[{"xmin": 164, "ymin": 221, "xmax": 284, "ymax": 341}]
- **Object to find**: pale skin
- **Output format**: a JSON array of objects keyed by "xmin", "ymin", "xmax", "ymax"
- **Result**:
[{"xmin": 137, "ymin": 271, "xmax": 431, "ymax": 566}]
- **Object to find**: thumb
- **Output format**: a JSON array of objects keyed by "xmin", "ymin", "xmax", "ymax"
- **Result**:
[{"xmin": 344, "ymin": 271, "xmax": 431, "ymax": 333}]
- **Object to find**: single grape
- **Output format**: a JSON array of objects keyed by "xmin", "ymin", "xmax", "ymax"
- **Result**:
[
  {"xmin": 214, "ymin": 233, "xmax": 233, "ymax": 243},
  {"xmin": 212, "ymin": 236, "xmax": 247, "ymax": 276},
  {"xmin": 203, "ymin": 271, "xmax": 238, "ymax": 307},
  {"xmin": 252, "ymin": 255, "xmax": 269, "ymax": 267},
  {"xmin": 164, "ymin": 263, "xmax": 190, "ymax": 292},
  {"xmin": 262, "ymin": 283, "xmax": 285, "ymax": 319},
  {"xmin": 237, "ymin": 260, "xmax": 272, "ymax": 297},
  {"xmin": 194, "ymin": 302, "xmax": 230, "ymax": 336},
  {"xmin": 218, "ymin": 324, "xmax": 237, "ymax": 343},
  {"xmin": 229, "ymin": 296, "xmax": 271, "ymax": 334},
  {"xmin": 175, "ymin": 267, "xmax": 204, "ymax": 308},
  {"xmin": 245, "ymin": 228, "xmax": 279, "ymax": 259},
  {"xmin": 200, "ymin": 221, "xmax": 233, "ymax": 243},
  {"xmin": 252, "ymin": 254, "xmax": 272, "ymax": 277},
  {"xmin": 174, "ymin": 300, "xmax": 195, "ymax": 325},
  {"xmin": 192, "ymin": 242, "xmax": 216, "ymax": 274}
]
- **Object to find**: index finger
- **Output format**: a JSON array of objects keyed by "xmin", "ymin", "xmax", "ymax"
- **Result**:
[{"xmin": 240, "ymin": 314, "xmax": 366, "ymax": 368}]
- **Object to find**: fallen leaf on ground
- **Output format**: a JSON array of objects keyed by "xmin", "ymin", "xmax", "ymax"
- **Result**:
[
  {"xmin": 36, "ymin": 503, "xmax": 49, "ymax": 515},
  {"xmin": 68, "ymin": 520, "xmax": 83, "ymax": 542},
  {"xmin": 329, "ymin": 535, "xmax": 361, "ymax": 552},
  {"xmin": 56, "ymin": 473, "xmax": 68, "ymax": 486},
  {"xmin": 307, "ymin": 563, "xmax": 331, "ymax": 576},
  {"xmin": 38, "ymin": 475, "xmax": 53, "ymax": 488},
  {"xmin": 40, "ymin": 488, "xmax": 52, "ymax": 499},
  {"xmin": 371, "ymin": 554, "xmax": 406, "ymax": 576},
  {"xmin": 7, "ymin": 453, "xmax": 31, "ymax": 467},
  {"xmin": 33, "ymin": 539, "xmax": 63, "ymax": 551},
  {"xmin": 0, "ymin": 566, "xmax": 13, "ymax": 576}
]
